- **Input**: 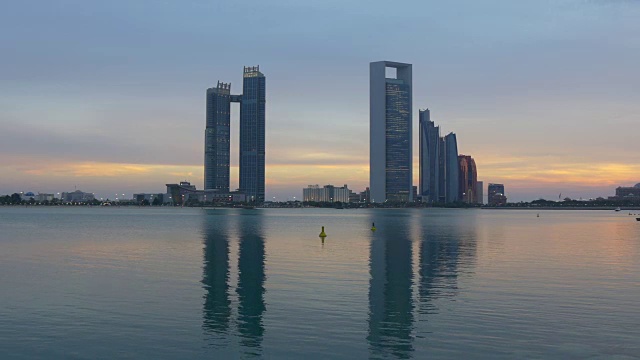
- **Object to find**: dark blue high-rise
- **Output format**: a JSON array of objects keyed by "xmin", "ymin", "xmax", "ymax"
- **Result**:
[
  {"xmin": 205, "ymin": 82, "xmax": 231, "ymax": 192},
  {"xmin": 240, "ymin": 66, "xmax": 266, "ymax": 203},
  {"xmin": 205, "ymin": 66, "xmax": 266, "ymax": 203}
]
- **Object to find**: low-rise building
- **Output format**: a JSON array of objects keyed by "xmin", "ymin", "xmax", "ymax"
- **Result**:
[
  {"xmin": 61, "ymin": 190, "xmax": 95, "ymax": 203},
  {"xmin": 303, "ymin": 184, "xmax": 351, "ymax": 203},
  {"xmin": 165, "ymin": 181, "xmax": 245, "ymax": 205},
  {"xmin": 19, "ymin": 192, "xmax": 36, "ymax": 201},
  {"xmin": 488, "ymin": 183, "xmax": 506, "ymax": 206},
  {"xmin": 614, "ymin": 183, "xmax": 640, "ymax": 199},
  {"xmin": 360, "ymin": 187, "xmax": 370, "ymax": 203},
  {"xmin": 133, "ymin": 193, "xmax": 164, "ymax": 204}
]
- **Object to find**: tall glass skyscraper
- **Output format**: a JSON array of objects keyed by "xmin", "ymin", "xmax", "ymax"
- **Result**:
[
  {"xmin": 205, "ymin": 67, "xmax": 266, "ymax": 203},
  {"xmin": 444, "ymin": 133, "xmax": 459, "ymax": 203},
  {"xmin": 205, "ymin": 82, "xmax": 231, "ymax": 192},
  {"xmin": 419, "ymin": 109, "xmax": 440, "ymax": 203},
  {"xmin": 370, "ymin": 61, "xmax": 413, "ymax": 203},
  {"xmin": 239, "ymin": 66, "xmax": 266, "ymax": 203}
]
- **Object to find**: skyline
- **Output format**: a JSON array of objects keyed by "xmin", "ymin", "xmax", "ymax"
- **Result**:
[{"xmin": 1, "ymin": 1, "xmax": 639, "ymax": 202}]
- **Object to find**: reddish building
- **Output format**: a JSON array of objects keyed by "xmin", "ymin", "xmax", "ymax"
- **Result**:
[{"xmin": 458, "ymin": 155, "xmax": 478, "ymax": 204}]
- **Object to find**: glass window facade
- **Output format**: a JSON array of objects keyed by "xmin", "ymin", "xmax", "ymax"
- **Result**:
[
  {"xmin": 205, "ymin": 83, "xmax": 231, "ymax": 192},
  {"xmin": 205, "ymin": 67, "xmax": 266, "ymax": 203},
  {"xmin": 240, "ymin": 69, "xmax": 266, "ymax": 203},
  {"xmin": 384, "ymin": 81, "xmax": 411, "ymax": 202}
]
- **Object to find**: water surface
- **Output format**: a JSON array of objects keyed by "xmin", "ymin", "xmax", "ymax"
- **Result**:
[{"xmin": 0, "ymin": 207, "xmax": 638, "ymax": 359}]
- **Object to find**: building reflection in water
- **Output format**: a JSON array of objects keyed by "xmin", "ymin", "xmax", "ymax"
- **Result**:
[
  {"xmin": 368, "ymin": 212, "xmax": 415, "ymax": 359},
  {"xmin": 368, "ymin": 212, "xmax": 478, "ymax": 358},
  {"xmin": 417, "ymin": 216, "xmax": 477, "ymax": 315},
  {"xmin": 201, "ymin": 210, "xmax": 266, "ymax": 355},
  {"xmin": 201, "ymin": 211, "xmax": 232, "ymax": 339},
  {"xmin": 236, "ymin": 212, "xmax": 266, "ymax": 355}
]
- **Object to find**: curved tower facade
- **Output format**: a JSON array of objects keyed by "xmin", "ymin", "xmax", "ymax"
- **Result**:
[
  {"xmin": 419, "ymin": 109, "xmax": 440, "ymax": 203},
  {"xmin": 458, "ymin": 155, "xmax": 478, "ymax": 204},
  {"xmin": 444, "ymin": 133, "xmax": 459, "ymax": 203}
]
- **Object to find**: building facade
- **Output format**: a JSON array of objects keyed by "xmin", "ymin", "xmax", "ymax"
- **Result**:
[
  {"xmin": 476, "ymin": 181, "xmax": 484, "ymax": 205},
  {"xmin": 614, "ymin": 183, "xmax": 640, "ymax": 199},
  {"xmin": 205, "ymin": 66, "xmax": 266, "ymax": 203},
  {"xmin": 166, "ymin": 181, "xmax": 245, "ymax": 205},
  {"xmin": 133, "ymin": 193, "xmax": 164, "ymax": 203},
  {"xmin": 443, "ymin": 133, "xmax": 459, "ymax": 203},
  {"xmin": 370, "ymin": 61, "xmax": 413, "ymax": 203},
  {"xmin": 419, "ymin": 109, "xmax": 440, "ymax": 203},
  {"xmin": 205, "ymin": 82, "xmax": 231, "ymax": 192},
  {"xmin": 61, "ymin": 190, "xmax": 95, "ymax": 203},
  {"xmin": 239, "ymin": 66, "xmax": 266, "ymax": 203},
  {"xmin": 488, "ymin": 183, "xmax": 506, "ymax": 206},
  {"xmin": 303, "ymin": 184, "xmax": 351, "ymax": 203},
  {"xmin": 458, "ymin": 155, "xmax": 478, "ymax": 204}
]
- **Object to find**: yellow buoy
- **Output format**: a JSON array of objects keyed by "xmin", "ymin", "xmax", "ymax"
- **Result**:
[
  {"xmin": 371, "ymin": 222, "xmax": 376, "ymax": 231},
  {"xmin": 319, "ymin": 226, "xmax": 327, "ymax": 238}
]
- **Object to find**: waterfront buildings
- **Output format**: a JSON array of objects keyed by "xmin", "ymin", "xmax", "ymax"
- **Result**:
[
  {"xmin": 370, "ymin": 61, "xmax": 413, "ymax": 203},
  {"xmin": 488, "ymin": 183, "xmax": 507, "ymax": 206},
  {"xmin": 419, "ymin": 109, "xmax": 440, "ymax": 203},
  {"xmin": 133, "ymin": 193, "xmax": 164, "ymax": 204},
  {"xmin": 360, "ymin": 187, "xmax": 371, "ymax": 203},
  {"xmin": 303, "ymin": 184, "xmax": 350, "ymax": 203},
  {"xmin": 61, "ymin": 190, "xmax": 95, "ymax": 203},
  {"xmin": 476, "ymin": 181, "xmax": 484, "ymax": 205},
  {"xmin": 205, "ymin": 66, "xmax": 266, "ymax": 203},
  {"xmin": 18, "ymin": 192, "xmax": 36, "ymax": 201},
  {"xmin": 18, "ymin": 192, "xmax": 53, "ymax": 202},
  {"xmin": 166, "ymin": 181, "xmax": 245, "ymax": 205},
  {"xmin": 458, "ymin": 155, "xmax": 478, "ymax": 204},
  {"xmin": 614, "ymin": 183, "xmax": 640, "ymax": 199},
  {"xmin": 417, "ymin": 109, "xmax": 462, "ymax": 204}
]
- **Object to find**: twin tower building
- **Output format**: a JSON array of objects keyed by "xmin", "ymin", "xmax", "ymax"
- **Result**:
[
  {"xmin": 370, "ymin": 61, "xmax": 464, "ymax": 204},
  {"xmin": 205, "ymin": 66, "xmax": 266, "ymax": 203},
  {"xmin": 206, "ymin": 62, "xmax": 467, "ymax": 205}
]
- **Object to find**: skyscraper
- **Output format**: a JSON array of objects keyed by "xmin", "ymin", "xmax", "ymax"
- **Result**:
[
  {"xmin": 419, "ymin": 109, "xmax": 440, "ymax": 203},
  {"xmin": 205, "ymin": 66, "xmax": 266, "ymax": 203},
  {"xmin": 205, "ymin": 82, "xmax": 231, "ymax": 192},
  {"xmin": 458, "ymin": 155, "xmax": 478, "ymax": 204},
  {"xmin": 370, "ymin": 61, "xmax": 413, "ymax": 203},
  {"xmin": 438, "ymin": 137, "xmax": 446, "ymax": 202},
  {"xmin": 443, "ymin": 133, "xmax": 459, "ymax": 203},
  {"xmin": 240, "ymin": 66, "xmax": 266, "ymax": 203},
  {"xmin": 476, "ymin": 181, "xmax": 484, "ymax": 205}
]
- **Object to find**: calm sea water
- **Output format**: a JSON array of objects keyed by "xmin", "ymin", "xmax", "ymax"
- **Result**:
[{"xmin": 0, "ymin": 207, "xmax": 638, "ymax": 359}]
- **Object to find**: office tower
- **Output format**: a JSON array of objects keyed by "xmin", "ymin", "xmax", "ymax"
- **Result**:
[
  {"xmin": 444, "ymin": 133, "xmax": 459, "ymax": 203},
  {"xmin": 370, "ymin": 61, "xmax": 413, "ymax": 203},
  {"xmin": 240, "ymin": 66, "xmax": 266, "ymax": 203},
  {"xmin": 488, "ymin": 183, "xmax": 506, "ymax": 206},
  {"xmin": 476, "ymin": 181, "xmax": 484, "ymax": 205},
  {"xmin": 438, "ymin": 137, "xmax": 446, "ymax": 202},
  {"xmin": 419, "ymin": 109, "xmax": 440, "ymax": 203},
  {"xmin": 205, "ymin": 82, "xmax": 231, "ymax": 192},
  {"xmin": 458, "ymin": 155, "xmax": 478, "ymax": 204},
  {"xmin": 205, "ymin": 66, "xmax": 266, "ymax": 203}
]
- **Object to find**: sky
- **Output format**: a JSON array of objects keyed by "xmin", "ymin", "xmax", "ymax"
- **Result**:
[{"xmin": 1, "ymin": 0, "xmax": 639, "ymax": 202}]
